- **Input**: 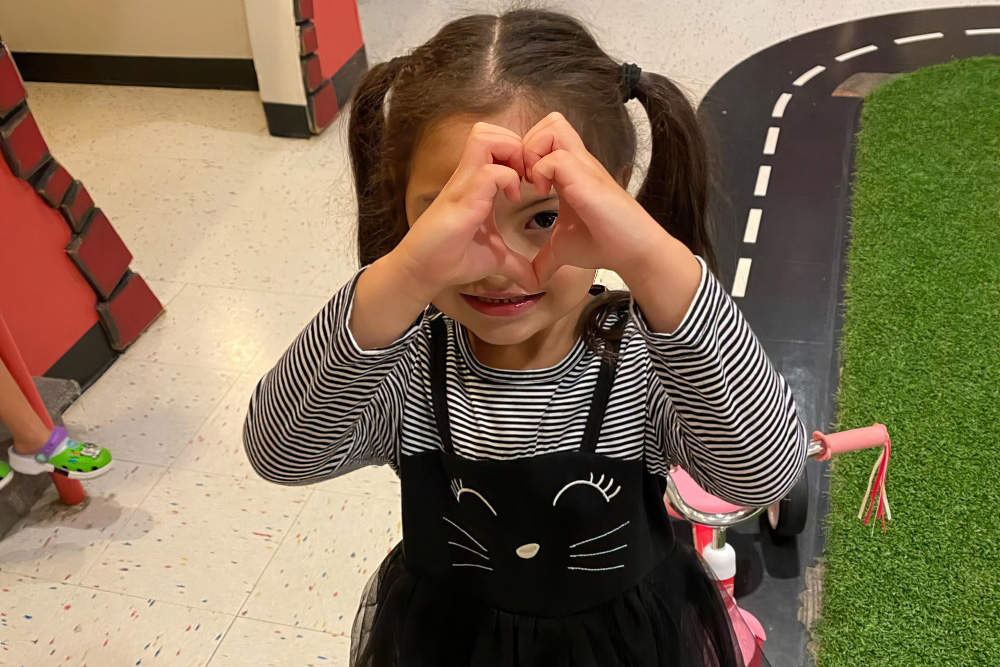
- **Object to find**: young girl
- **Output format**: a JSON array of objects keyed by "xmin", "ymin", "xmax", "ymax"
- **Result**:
[{"xmin": 244, "ymin": 9, "xmax": 806, "ymax": 666}]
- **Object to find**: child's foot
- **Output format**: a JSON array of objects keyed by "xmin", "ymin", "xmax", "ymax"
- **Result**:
[
  {"xmin": 0, "ymin": 461, "xmax": 13, "ymax": 491},
  {"xmin": 7, "ymin": 427, "xmax": 113, "ymax": 480}
]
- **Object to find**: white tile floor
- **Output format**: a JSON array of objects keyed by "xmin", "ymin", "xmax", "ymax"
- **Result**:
[{"xmin": 2, "ymin": 1, "xmax": 992, "ymax": 664}]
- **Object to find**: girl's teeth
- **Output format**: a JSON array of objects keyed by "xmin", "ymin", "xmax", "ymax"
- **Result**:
[{"xmin": 481, "ymin": 296, "xmax": 525, "ymax": 303}]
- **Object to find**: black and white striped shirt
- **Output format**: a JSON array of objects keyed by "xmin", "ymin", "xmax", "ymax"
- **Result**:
[{"xmin": 244, "ymin": 257, "xmax": 808, "ymax": 507}]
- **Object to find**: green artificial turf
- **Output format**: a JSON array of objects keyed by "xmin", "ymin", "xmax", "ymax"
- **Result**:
[{"xmin": 816, "ymin": 57, "xmax": 1000, "ymax": 666}]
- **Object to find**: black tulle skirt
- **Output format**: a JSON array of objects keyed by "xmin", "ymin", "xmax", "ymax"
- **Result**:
[{"xmin": 350, "ymin": 541, "xmax": 767, "ymax": 667}]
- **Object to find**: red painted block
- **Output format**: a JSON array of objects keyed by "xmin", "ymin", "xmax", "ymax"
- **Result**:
[
  {"xmin": 0, "ymin": 106, "xmax": 50, "ymax": 179},
  {"xmin": 65, "ymin": 209, "xmax": 133, "ymax": 300},
  {"xmin": 58, "ymin": 180, "xmax": 95, "ymax": 233},
  {"xmin": 301, "ymin": 54, "xmax": 323, "ymax": 92},
  {"xmin": 313, "ymin": 0, "xmax": 365, "ymax": 79},
  {"xmin": 300, "ymin": 22, "xmax": 319, "ymax": 55},
  {"xmin": 295, "ymin": 0, "xmax": 315, "ymax": 22},
  {"xmin": 308, "ymin": 80, "xmax": 338, "ymax": 133},
  {"xmin": 33, "ymin": 159, "xmax": 73, "ymax": 207},
  {"xmin": 97, "ymin": 271, "xmax": 163, "ymax": 351},
  {"xmin": 0, "ymin": 47, "xmax": 27, "ymax": 118}
]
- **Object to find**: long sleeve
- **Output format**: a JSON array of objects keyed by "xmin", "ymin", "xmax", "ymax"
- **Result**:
[
  {"xmin": 634, "ymin": 256, "xmax": 808, "ymax": 506},
  {"xmin": 243, "ymin": 267, "xmax": 424, "ymax": 485}
]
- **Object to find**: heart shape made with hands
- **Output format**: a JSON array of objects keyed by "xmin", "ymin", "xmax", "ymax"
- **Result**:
[{"xmin": 487, "ymin": 112, "xmax": 629, "ymax": 292}]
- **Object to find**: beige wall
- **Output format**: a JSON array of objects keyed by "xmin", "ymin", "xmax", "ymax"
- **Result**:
[{"xmin": 0, "ymin": 0, "xmax": 251, "ymax": 58}]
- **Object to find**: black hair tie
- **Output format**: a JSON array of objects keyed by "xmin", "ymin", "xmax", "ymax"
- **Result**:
[{"xmin": 620, "ymin": 63, "xmax": 642, "ymax": 102}]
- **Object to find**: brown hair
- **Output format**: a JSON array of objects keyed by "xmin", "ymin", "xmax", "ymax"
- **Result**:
[{"xmin": 348, "ymin": 8, "xmax": 717, "ymax": 363}]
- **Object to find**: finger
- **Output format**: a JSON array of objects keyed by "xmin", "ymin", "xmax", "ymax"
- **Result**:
[
  {"xmin": 474, "ymin": 164, "xmax": 521, "ymax": 204},
  {"xmin": 531, "ymin": 238, "xmax": 562, "ymax": 289},
  {"xmin": 464, "ymin": 124, "xmax": 525, "ymax": 178},
  {"xmin": 522, "ymin": 112, "xmax": 587, "ymax": 179},
  {"xmin": 531, "ymin": 150, "xmax": 588, "ymax": 191}
]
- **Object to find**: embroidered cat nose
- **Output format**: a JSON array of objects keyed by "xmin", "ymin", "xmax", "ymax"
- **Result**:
[{"xmin": 516, "ymin": 543, "xmax": 540, "ymax": 559}]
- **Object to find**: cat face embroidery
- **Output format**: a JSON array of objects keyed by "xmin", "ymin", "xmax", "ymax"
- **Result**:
[{"xmin": 444, "ymin": 473, "xmax": 630, "ymax": 573}]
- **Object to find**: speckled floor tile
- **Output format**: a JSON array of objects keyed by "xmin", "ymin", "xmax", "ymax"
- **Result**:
[
  {"xmin": 0, "ymin": 572, "xmax": 232, "ymax": 667},
  {"xmin": 209, "ymin": 618, "xmax": 349, "ymax": 666},
  {"xmin": 145, "ymin": 278, "xmax": 187, "ymax": 307},
  {"xmin": 0, "ymin": 462, "xmax": 165, "ymax": 584},
  {"xmin": 123, "ymin": 286, "xmax": 327, "ymax": 373},
  {"xmin": 314, "ymin": 465, "xmax": 401, "ymax": 503},
  {"xmin": 96, "ymin": 198, "xmax": 354, "ymax": 296},
  {"xmin": 239, "ymin": 490, "xmax": 401, "ymax": 636},
  {"xmin": 171, "ymin": 373, "xmax": 264, "ymax": 479},
  {"xmin": 80, "ymin": 468, "xmax": 311, "ymax": 614},
  {"xmin": 60, "ymin": 357, "xmax": 237, "ymax": 466}
]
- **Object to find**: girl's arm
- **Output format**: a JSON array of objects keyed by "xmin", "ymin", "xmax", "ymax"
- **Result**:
[
  {"xmin": 628, "ymin": 253, "xmax": 808, "ymax": 507},
  {"xmin": 243, "ymin": 261, "xmax": 427, "ymax": 486}
]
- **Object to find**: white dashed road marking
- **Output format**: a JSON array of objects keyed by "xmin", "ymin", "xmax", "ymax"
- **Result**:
[
  {"xmin": 894, "ymin": 32, "xmax": 944, "ymax": 44},
  {"xmin": 835, "ymin": 45, "xmax": 878, "ymax": 61},
  {"xmin": 763, "ymin": 127, "xmax": 780, "ymax": 155},
  {"xmin": 772, "ymin": 93, "xmax": 792, "ymax": 118},
  {"xmin": 754, "ymin": 166, "xmax": 772, "ymax": 196},
  {"xmin": 732, "ymin": 258, "xmax": 752, "ymax": 298},
  {"xmin": 793, "ymin": 65, "xmax": 826, "ymax": 86},
  {"xmin": 744, "ymin": 209, "xmax": 762, "ymax": 244}
]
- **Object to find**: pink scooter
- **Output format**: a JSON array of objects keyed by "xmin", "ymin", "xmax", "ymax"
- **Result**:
[{"xmin": 664, "ymin": 424, "xmax": 893, "ymax": 665}]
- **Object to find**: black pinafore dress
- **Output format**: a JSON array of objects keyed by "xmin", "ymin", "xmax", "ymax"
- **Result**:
[{"xmin": 351, "ymin": 315, "xmax": 752, "ymax": 667}]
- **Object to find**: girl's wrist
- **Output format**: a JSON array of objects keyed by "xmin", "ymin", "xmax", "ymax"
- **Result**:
[
  {"xmin": 607, "ymin": 210, "xmax": 674, "ymax": 280},
  {"xmin": 378, "ymin": 248, "xmax": 442, "ymax": 307},
  {"xmin": 617, "ymin": 234, "xmax": 702, "ymax": 334}
]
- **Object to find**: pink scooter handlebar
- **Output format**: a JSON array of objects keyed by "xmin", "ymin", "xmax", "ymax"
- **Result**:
[{"xmin": 809, "ymin": 423, "xmax": 889, "ymax": 461}]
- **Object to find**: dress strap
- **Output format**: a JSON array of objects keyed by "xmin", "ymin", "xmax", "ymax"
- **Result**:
[
  {"xmin": 580, "ymin": 320, "xmax": 626, "ymax": 455},
  {"xmin": 429, "ymin": 316, "xmax": 455, "ymax": 454}
]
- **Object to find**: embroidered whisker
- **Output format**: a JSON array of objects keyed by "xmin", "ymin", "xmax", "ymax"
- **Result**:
[
  {"xmin": 569, "ymin": 521, "xmax": 630, "ymax": 549},
  {"xmin": 453, "ymin": 563, "xmax": 494, "ymax": 571},
  {"xmin": 444, "ymin": 516, "xmax": 488, "ymax": 552},
  {"xmin": 569, "ymin": 544, "xmax": 628, "ymax": 558},
  {"xmin": 568, "ymin": 564, "xmax": 625, "ymax": 572},
  {"xmin": 448, "ymin": 541, "xmax": 490, "ymax": 560}
]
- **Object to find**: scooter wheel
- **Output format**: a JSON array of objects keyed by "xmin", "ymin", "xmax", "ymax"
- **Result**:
[{"xmin": 765, "ymin": 467, "xmax": 809, "ymax": 537}]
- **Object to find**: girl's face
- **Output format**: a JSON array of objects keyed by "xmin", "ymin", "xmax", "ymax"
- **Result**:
[{"xmin": 404, "ymin": 108, "xmax": 596, "ymax": 358}]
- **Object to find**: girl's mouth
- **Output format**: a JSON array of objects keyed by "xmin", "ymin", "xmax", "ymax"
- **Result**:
[{"xmin": 461, "ymin": 293, "xmax": 544, "ymax": 317}]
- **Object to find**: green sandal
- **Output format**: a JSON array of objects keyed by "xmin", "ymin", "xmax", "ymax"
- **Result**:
[{"xmin": 7, "ymin": 426, "xmax": 113, "ymax": 480}]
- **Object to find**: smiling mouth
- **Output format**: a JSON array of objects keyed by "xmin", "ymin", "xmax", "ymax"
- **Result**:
[
  {"xmin": 466, "ymin": 294, "xmax": 542, "ymax": 304},
  {"xmin": 460, "ymin": 292, "xmax": 545, "ymax": 316}
]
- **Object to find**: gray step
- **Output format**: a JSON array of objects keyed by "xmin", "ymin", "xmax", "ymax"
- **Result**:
[{"xmin": 0, "ymin": 376, "xmax": 81, "ymax": 539}]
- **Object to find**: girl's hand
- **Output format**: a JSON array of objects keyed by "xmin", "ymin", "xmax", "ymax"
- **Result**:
[
  {"xmin": 522, "ymin": 112, "xmax": 667, "ymax": 286},
  {"xmin": 393, "ymin": 123, "xmax": 539, "ymax": 297}
]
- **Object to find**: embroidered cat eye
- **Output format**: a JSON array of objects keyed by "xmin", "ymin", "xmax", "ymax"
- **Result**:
[
  {"xmin": 451, "ymin": 478, "xmax": 498, "ymax": 516},
  {"xmin": 552, "ymin": 473, "xmax": 622, "ymax": 506}
]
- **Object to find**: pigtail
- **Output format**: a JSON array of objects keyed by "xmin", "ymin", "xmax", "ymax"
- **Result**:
[
  {"xmin": 348, "ymin": 57, "xmax": 408, "ymax": 268},
  {"xmin": 632, "ymin": 72, "xmax": 719, "ymax": 275}
]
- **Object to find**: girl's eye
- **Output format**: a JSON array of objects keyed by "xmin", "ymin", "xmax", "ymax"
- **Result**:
[{"xmin": 529, "ymin": 211, "xmax": 558, "ymax": 230}]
